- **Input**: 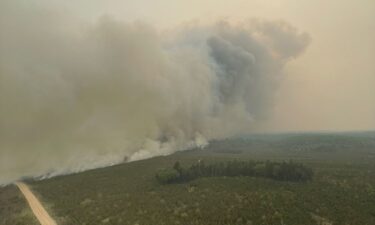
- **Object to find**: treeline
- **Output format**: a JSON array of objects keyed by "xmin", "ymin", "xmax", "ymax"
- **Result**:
[{"xmin": 156, "ymin": 160, "xmax": 313, "ymax": 184}]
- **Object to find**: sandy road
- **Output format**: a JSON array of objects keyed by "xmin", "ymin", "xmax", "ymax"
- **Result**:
[{"xmin": 15, "ymin": 182, "xmax": 57, "ymax": 225}]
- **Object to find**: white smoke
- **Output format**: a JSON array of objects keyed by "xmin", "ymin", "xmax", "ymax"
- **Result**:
[{"xmin": 0, "ymin": 1, "xmax": 310, "ymax": 185}]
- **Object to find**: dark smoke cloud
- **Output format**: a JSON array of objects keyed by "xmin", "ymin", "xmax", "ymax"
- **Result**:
[{"xmin": 0, "ymin": 1, "xmax": 310, "ymax": 185}]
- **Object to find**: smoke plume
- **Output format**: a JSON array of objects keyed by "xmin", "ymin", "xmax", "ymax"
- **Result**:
[{"xmin": 0, "ymin": 1, "xmax": 310, "ymax": 185}]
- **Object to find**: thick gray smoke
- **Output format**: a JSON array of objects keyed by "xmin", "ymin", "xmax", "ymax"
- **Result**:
[{"xmin": 0, "ymin": 1, "xmax": 310, "ymax": 185}]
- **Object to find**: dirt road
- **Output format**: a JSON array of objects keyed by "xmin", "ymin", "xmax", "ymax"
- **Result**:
[{"xmin": 15, "ymin": 182, "xmax": 57, "ymax": 225}]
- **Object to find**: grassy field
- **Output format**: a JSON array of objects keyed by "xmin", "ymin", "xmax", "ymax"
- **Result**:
[
  {"xmin": 3, "ymin": 132, "xmax": 375, "ymax": 225},
  {"xmin": 0, "ymin": 185, "xmax": 38, "ymax": 225}
]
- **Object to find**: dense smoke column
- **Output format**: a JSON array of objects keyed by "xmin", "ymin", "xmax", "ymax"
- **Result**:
[{"xmin": 0, "ymin": 1, "xmax": 310, "ymax": 185}]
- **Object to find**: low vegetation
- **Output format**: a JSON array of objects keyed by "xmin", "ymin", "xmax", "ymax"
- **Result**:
[
  {"xmin": 156, "ymin": 160, "xmax": 313, "ymax": 184},
  {"xmin": 2, "ymin": 132, "xmax": 375, "ymax": 225},
  {"xmin": 0, "ymin": 185, "xmax": 38, "ymax": 225}
]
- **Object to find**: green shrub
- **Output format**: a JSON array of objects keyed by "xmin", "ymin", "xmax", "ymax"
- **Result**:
[{"xmin": 155, "ymin": 168, "xmax": 181, "ymax": 184}]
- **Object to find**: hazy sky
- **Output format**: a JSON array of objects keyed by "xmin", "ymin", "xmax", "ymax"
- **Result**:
[{"xmin": 58, "ymin": 0, "xmax": 375, "ymax": 131}]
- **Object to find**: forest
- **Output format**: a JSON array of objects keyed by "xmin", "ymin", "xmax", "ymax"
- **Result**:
[{"xmin": 156, "ymin": 160, "xmax": 314, "ymax": 184}]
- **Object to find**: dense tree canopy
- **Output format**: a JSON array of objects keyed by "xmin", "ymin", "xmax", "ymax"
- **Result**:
[{"xmin": 156, "ymin": 160, "xmax": 313, "ymax": 184}]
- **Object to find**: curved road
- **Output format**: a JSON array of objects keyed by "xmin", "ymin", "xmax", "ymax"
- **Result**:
[{"xmin": 15, "ymin": 182, "xmax": 57, "ymax": 225}]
